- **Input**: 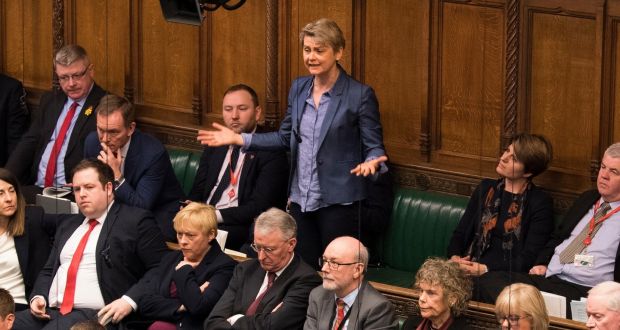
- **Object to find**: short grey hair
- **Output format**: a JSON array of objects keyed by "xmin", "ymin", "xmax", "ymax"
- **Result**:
[
  {"xmin": 299, "ymin": 18, "xmax": 345, "ymax": 52},
  {"xmin": 254, "ymin": 208, "xmax": 297, "ymax": 240},
  {"xmin": 589, "ymin": 281, "xmax": 620, "ymax": 312},
  {"xmin": 54, "ymin": 44, "xmax": 89, "ymax": 67},
  {"xmin": 605, "ymin": 143, "xmax": 620, "ymax": 159}
]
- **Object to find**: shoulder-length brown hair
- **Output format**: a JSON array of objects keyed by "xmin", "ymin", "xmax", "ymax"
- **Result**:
[{"xmin": 0, "ymin": 168, "xmax": 26, "ymax": 236}]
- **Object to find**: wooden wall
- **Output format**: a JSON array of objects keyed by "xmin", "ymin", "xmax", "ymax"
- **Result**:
[{"xmin": 3, "ymin": 0, "xmax": 620, "ymax": 210}]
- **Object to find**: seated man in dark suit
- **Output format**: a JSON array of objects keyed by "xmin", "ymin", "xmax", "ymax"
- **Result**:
[
  {"xmin": 205, "ymin": 208, "xmax": 321, "ymax": 329},
  {"xmin": 475, "ymin": 142, "xmax": 620, "ymax": 317},
  {"xmin": 6, "ymin": 45, "xmax": 107, "ymax": 203},
  {"xmin": 304, "ymin": 236, "xmax": 395, "ymax": 330},
  {"xmin": 13, "ymin": 159, "xmax": 168, "ymax": 329},
  {"xmin": 188, "ymin": 84, "xmax": 288, "ymax": 250},
  {"xmin": 0, "ymin": 74, "xmax": 29, "ymax": 167},
  {"xmin": 84, "ymin": 94, "xmax": 185, "ymax": 241}
]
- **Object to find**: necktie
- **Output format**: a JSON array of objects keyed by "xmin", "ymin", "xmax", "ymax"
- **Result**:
[
  {"xmin": 246, "ymin": 272, "xmax": 276, "ymax": 316},
  {"xmin": 44, "ymin": 102, "xmax": 79, "ymax": 187},
  {"xmin": 208, "ymin": 146, "xmax": 241, "ymax": 205},
  {"xmin": 333, "ymin": 298, "xmax": 345, "ymax": 330},
  {"xmin": 60, "ymin": 219, "xmax": 98, "ymax": 314},
  {"xmin": 559, "ymin": 202, "xmax": 611, "ymax": 264}
]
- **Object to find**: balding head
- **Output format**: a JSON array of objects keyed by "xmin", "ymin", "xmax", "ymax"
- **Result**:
[{"xmin": 320, "ymin": 236, "xmax": 368, "ymax": 297}]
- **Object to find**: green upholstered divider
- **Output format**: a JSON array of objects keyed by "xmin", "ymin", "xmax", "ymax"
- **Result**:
[
  {"xmin": 367, "ymin": 188, "xmax": 468, "ymax": 288},
  {"xmin": 167, "ymin": 148, "xmax": 202, "ymax": 196}
]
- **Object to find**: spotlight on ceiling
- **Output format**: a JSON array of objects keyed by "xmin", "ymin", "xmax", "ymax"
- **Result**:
[{"xmin": 159, "ymin": 0, "xmax": 246, "ymax": 26}]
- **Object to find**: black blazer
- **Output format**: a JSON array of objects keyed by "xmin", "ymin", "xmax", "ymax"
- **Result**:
[
  {"xmin": 0, "ymin": 74, "xmax": 29, "ymax": 166},
  {"xmin": 447, "ymin": 178, "xmax": 555, "ymax": 272},
  {"xmin": 85, "ymin": 130, "xmax": 186, "ymax": 241},
  {"xmin": 188, "ymin": 129, "xmax": 288, "ymax": 227},
  {"xmin": 535, "ymin": 189, "xmax": 620, "ymax": 281},
  {"xmin": 6, "ymin": 84, "xmax": 107, "ymax": 185},
  {"xmin": 137, "ymin": 242, "xmax": 236, "ymax": 329},
  {"xmin": 205, "ymin": 254, "xmax": 322, "ymax": 330},
  {"xmin": 30, "ymin": 202, "xmax": 168, "ymax": 304},
  {"xmin": 12, "ymin": 206, "xmax": 52, "ymax": 298}
]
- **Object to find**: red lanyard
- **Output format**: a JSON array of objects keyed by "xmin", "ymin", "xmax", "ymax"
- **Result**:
[
  {"xmin": 228, "ymin": 149, "xmax": 244, "ymax": 186},
  {"xmin": 583, "ymin": 200, "xmax": 620, "ymax": 246}
]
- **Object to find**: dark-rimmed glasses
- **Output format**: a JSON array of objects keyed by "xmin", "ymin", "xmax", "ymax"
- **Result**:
[
  {"xmin": 497, "ymin": 314, "xmax": 531, "ymax": 326},
  {"xmin": 319, "ymin": 258, "xmax": 360, "ymax": 270},
  {"xmin": 57, "ymin": 66, "xmax": 90, "ymax": 83}
]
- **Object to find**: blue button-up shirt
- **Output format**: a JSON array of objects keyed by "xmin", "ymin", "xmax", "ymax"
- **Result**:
[
  {"xmin": 36, "ymin": 99, "xmax": 85, "ymax": 187},
  {"xmin": 289, "ymin": 85, "xmax": 331, "ymax": 212},
  {"xmin": 546, "ymin": 198, "xmax": 620, "ymax": 287}
]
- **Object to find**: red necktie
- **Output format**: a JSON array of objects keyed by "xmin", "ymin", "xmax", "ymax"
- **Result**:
[
  {"xmin": 246, "ymin": 272, "xmax": 276, "ymax": 316},
  {"xmin": 44, "ymin": 102, "xmax": 78, "ymax": 187},
  {"xmin": 59, "ymin": 219, "xmax": 98, "ymax": 315},
  {"xmin": 333, "ymin": 298, "xmax": 345, "ymax": 330}
]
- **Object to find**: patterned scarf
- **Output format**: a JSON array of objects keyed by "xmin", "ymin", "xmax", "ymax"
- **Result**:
[{"xmin": 467, "ymin": 178, "xmax": 529, "ymax": 260}]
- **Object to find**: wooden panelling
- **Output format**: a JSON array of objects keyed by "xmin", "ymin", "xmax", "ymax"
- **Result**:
[
  {"xmin": 74, "ymin": 0, "xmax": 129, "ymax": 97},
  {"xmin": 7, "ymin": 0, "xmax": 620, "ymax": 211},
  {"xmin": 207, "ymin": 1, "xmax": 267, "ymax": 124},
  {"xmin": 432, "ymin": 1, "xmax": 506, "ymax": 178},
  {"xmin": 137, "ymin": 0, "xmax": 198, "ymax": 123},
  {"xmin": 365, "ymin": 1, "xmax": 429, "ymax": 161},
  {"xmin": 524, "ymin": 2, "xmax": 603, "ymax": 193},
  {"xmin": 2, "ymin": 0, "xmax": 52, "ymax": 89}
]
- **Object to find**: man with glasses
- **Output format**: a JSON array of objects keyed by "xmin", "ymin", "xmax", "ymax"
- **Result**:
[
  {"xmin": 7, "ymin": 44, "xmax": 106, "ymax": 203},
  {"xmin": 304, "ymin": 236, "xmax": 395, "ymax": 330},
  {"xmin": 84, "ymin": 94, "xmax": 185, "ymax": 241},
  {"xmin": 206, "ymin": 208, "xmax": 321, "ymax": 329},
  {"xmin": 585, "ymin": 281, "xmax": 620, "ymax": 329}
]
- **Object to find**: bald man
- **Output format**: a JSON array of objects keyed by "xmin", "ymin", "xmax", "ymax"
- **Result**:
[
  {"xmin": 304, "ymin": 236, "xmax": 395, "ymax": 330},
  {"xmin": 586, "ymin": 281, "xmax": 620, "ymax": 330}
]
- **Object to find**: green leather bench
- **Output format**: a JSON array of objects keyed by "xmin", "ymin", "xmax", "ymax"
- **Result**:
[
  {"xmin": 367, "ymin": 188, "xmax": 469, "ymax": 288},
  {"xmin": 167, "ymin": 147, "xmax": 202, "ymax": 195}
]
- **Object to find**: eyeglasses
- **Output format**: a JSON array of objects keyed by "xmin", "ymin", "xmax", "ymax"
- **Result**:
[
  {"xmin": 497, "ymin": 314, "xmax": 531, "ymax": 325},
  {"xmin": 250, "ymin": 242, "xmax": 283, "ymax": 255},
  {"xmin": 319, "ymin": 258, "xmax": 360, "ymax": 270},
  {"xmin": 57, "ymin": 66, "xmax": 90, "ymax": 83}
]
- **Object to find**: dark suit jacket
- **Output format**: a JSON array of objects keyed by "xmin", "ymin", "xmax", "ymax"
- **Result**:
[
  {"xmin": 205, "ymin": 254, "xmax": 322, "ymax": 330},
  {"xmin": 137, "ymin": 242, "xmax": 236, "ymax": 329},
  {"xmin": 188, "ymin": 128, "xmax": 288, "ymax": 226},
  {"xmin": 535, "ymin": 189, "xmax": 620, "ymax": 281},
  {"xmin": 30, "ymin": 202, "xmax": 168, "ymax": 305},
  {"xmin": 13, "ymin": 206, "xmax": 52, "ymax": 298},
  {"xmin": 248, "ymin": 65, "xmax": 385, "ymax": 204},
  {"xmin": 6, "ymin": 84, "xmax": 107, "ymax": 185},
  {"xmin": 0, "ymin": 74, "xmax": 29, "ymax": 166},
  {"xmin": 447, "ymin": 179, "xmax": 555, "ymax": 272},
  {"xmin": 84, "ymin": 130, "xmax": 186, "ymax": 241},
  {"xmin": 304, "ymin": 281, "xmax": 396, "ymax": 330}
]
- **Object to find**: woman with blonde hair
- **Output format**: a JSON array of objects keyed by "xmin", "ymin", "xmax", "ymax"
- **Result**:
[
  {"xmin": 135, "ymin": 202, "xmax": 236, "ymax": 329},
  {"xmin": 403, "ymin": 258, "xmax": 473, "ymax": 330},
  {"xmin": 495, "ymin": 283, "xmax": 549, "ymax": 330}
]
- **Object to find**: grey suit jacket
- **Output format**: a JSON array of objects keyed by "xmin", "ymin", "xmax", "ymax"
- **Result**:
[{"xmin": 304, "ymin": 280, "xmax": 396, "ymax": 330}]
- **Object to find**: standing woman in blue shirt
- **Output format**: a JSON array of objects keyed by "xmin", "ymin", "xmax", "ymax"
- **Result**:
[{"xmin": 198, "ymin": 18, "xmax": 387, "ymax": 266}]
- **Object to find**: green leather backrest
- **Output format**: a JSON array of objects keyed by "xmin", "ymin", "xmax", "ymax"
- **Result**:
[
  {"xmin": 167, "ymin": 148, "xmax": 202, "ymax": 196},
  {"xmin": 382, "ymin": 188, "xmax": 468, "ymax": 273}
]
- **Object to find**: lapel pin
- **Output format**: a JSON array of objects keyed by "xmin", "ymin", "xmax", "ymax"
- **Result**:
[{"xmin": 84, "ymin": 106, "xmax": 93, "ymax": 116}]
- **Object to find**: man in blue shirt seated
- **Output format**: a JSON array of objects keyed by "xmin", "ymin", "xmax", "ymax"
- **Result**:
[
  {"xmin": 475, "ymin": 142, "xmax": 620, "ymax": 318},
  {"xmin": 84, "ymin": 94, "xmax": 185, "ymax": 241}
]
